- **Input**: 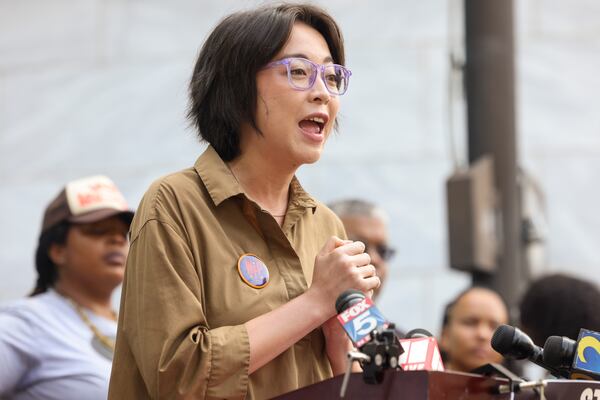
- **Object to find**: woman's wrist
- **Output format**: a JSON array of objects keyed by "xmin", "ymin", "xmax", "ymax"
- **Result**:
[{"xmin": 303, "ymin": 286, "xmax": 336, "ymax": 322}]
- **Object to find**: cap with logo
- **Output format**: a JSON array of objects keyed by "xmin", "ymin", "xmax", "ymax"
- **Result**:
[{"xmin": 41, "ymin": 175, "xmax": 135, "ymax": 233}]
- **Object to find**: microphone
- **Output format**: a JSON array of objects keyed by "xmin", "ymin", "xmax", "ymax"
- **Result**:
[
  {"xmin": 404, "ymin": 328, "xmax": 434, "ymax": 339},
  {"xmin": 544, "ymin": 329, "xmax": 600, "ymax": 380},
  {"xmin": 398, "ymin": 328, "xmax": 445, "ymax": 371},
  {"xmin": 335, "ymin": 289, "xmax": 389, "ymax": 348},
  {"xmin": 491, "ymin": 324, "xmax": 567, "ymax": 378},
  {"xmin": 335, "ymin": 290, "xmax": 401, "ymax": 384}
]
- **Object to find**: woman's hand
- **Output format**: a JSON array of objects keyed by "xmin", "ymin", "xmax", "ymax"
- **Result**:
[
  {"xmin": 245, "ymin": 236, "xmax": 377, "ymax": 375},
  {"xmin": 308, "ymin": 236, "xmax": 380, "ymax": 318}
]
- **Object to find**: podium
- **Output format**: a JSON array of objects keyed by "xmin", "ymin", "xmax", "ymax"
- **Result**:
[{"xmin": 273, "ymin": 370, "xmax": 600, "ymax": 399}]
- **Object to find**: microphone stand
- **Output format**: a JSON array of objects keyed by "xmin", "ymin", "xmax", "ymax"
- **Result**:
[
  {"xmin": 339, "ymin": 324, "xmax": 402, "ymax": 397},
  {"xmin": 471, "ymin": 363, "xmax": 547, "ymax": 399}
]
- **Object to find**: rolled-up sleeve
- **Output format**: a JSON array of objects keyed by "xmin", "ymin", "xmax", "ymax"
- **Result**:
[{"xmin": 111, "ymin": 219, "xmax": 250, "ymax": 400}]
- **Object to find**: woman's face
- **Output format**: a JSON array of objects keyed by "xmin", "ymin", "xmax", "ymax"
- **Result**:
[
  {"xmin": 242, "ymin": 22, "xmax": 341, "ymax": 168},
  {"xmin": 51, "ymin": 216, "xmax": 129, "ymax": 295},
  {"xmin": 440, "ymin": 288, "xmax": 508, "ymax": 372}
]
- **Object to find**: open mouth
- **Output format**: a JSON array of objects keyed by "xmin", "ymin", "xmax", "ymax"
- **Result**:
[{"xmin": 298, "ymin": 115, "xmax": 328, "ymax": 135}]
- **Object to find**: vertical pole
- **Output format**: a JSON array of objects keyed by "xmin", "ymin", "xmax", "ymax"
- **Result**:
[{"xmin": 464, "ymin": 0, "xmax": 526, "ymax": 313}]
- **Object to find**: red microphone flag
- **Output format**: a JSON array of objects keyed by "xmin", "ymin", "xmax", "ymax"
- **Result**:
[{"xmin": 398, "ymin": 337, "xmax": 445, "ymax": 371}]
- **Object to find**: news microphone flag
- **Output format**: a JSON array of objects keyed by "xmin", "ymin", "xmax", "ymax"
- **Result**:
[
  {"xmin": 398, "ymin": 337, "xmax": 445, "ymax": 372},
  {"xmin": 571, "ymin": 329, "xmax": 600, "ymax": 380},
  {"xmin": 336, "ymin": 296, "xmax": 388, "ymax": 347}
]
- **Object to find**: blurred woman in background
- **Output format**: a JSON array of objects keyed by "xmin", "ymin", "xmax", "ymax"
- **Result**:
[
  {"xmin": 0, "ymin": 175, "xmax": 133, "ymax": 400},
  {"xmin": 440, "ymin": 286, "xmax": 509, "ymax": 373}
]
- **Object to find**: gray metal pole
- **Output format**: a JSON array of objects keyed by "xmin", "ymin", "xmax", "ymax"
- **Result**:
[{"xmin": 464, "ymin": 0, "xmax": 526, "ymax": 312}]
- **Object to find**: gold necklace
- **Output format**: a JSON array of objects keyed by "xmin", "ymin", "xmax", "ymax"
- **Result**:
[{"xmin": 67, "ymin": 298, "xmax": 116, "ymax": 353}]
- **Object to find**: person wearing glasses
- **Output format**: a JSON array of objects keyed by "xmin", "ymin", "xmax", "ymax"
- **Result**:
[
  {"xmin": 109, "ymin": 4, "xmax": 378, "ymax": 400},
  {"xmin": 0, "ymin": 175, "xmax": 133, "ymax": 400},
  {"xmin": 328, "ymin": 199, "xmax": 396, "ymax": 301}
]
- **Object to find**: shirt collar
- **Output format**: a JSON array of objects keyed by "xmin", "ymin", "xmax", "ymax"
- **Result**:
[
  {"xmin": 289, "ymin": 176, "xmax": 317, "ymax": 212},
  {"xmin": 194, "ymin": 145, "xmax": 317, "ymax": 213},
  {"xmin": 194, "ymin": 145, "xmax": 243, "ymax": 207}
]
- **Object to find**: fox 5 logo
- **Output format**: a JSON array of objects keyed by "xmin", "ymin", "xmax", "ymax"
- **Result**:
[{"xmin": 339, "ymin": 302, "xmax": 386, "ymax": 346}]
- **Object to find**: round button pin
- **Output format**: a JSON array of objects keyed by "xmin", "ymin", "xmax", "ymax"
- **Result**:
[{"xmin": 237, "ymin": 253, "xmax": 270, "ymax": 289}]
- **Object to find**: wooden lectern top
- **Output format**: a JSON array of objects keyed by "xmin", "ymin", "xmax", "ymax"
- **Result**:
[
  {"xmin": 273, "ymin": 369, "xmax": 600, "ymax": 399},
  {"xmin": 273, "ymin": 370, "xmax": 509, "ymax": 400}
]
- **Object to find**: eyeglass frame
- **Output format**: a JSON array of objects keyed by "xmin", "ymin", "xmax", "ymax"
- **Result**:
[
  {"xmin": 349, "ymin": 236, "xmax": 397, "ymax": 262},
  {"xmin": 264, "ymin": 57, "xmax": 352, "ymax": 96}
]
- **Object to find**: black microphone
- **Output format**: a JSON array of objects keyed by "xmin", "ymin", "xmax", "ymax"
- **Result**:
[
  {"xmin": 335, "ymin": 290, "xmax": 401, "ymax": 384},
  {"xmin": 335, "ymin": 290, "xmax": 367, "ymax": 319},
  {"xmin": 335, "ymin": 290, "xmax": 390, "ymax": 348},
  {"xmin": 404, "ymin": 328, "xmax": 434, "ymax": 339},
  {"xmin": 544, "ymin": 329, "xmax": 600, "ymax": 380},
  {"xmin": 491, "ymin": 324, "xmax": 567, "ymax": 378},
  {"xmin": 543, "ymin": 336, "xmax": 576, "ymax": 369}
]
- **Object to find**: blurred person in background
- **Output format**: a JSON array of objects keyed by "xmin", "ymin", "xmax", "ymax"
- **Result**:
[
  {"xmin": 520, "ymin": 273, "xmax": 600, "ymax": 348},
  {"xmin": 109, "ymin": 4, "xmax": 379, "ymax": 400},
  {"xmin": 439, "ymin": 286, "xmax": 509, "ymax": 373},
  {"xmin": 519, "ymin": 273, "xmax": 600, "ymax": 379},
  {"xmin": 328, "ymin": 199, "xmax": 396, "ymax": 301},
  {"xmin": 0, "ymin": 175, "xmax": 133, "ymax": 400}
]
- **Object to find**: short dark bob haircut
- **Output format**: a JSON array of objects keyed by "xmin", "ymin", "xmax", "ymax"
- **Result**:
[{"xmin": 187, "ymin": 3, "xmax": 345, "ymax": 162}]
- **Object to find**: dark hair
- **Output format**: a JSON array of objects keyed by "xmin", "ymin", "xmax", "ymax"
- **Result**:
[
  {"xmin": 442, "ymin": 286, "xmax": 509, "ymax": 328},
  {"xmin": 519, "ymin": 274, "xmax": 600, "ymax": 346},
  {"xmin": 440, "ymin": 286, "xmax": 509, "ymax": 364},
  {"xmin": 187, "ymin": 3, "xmax": 345, "ymax": 161},
  {"xmin": 30, "ymin": 221, "xmax": 70, "ymax": 296}
]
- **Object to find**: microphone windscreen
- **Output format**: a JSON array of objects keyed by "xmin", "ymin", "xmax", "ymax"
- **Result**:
[
  {"xmin": 544, "ymin": 335, "xmax": 576, "ymax": 368},
  {"xmin": 491, "ymin": 324, "xmax": 537, "ymax": 360},
  {"xmin": 491, "ymin": 324, "xmax": 517, "ymax": 355},
  {"xmin": 335, "ymin": 289, "xmax": 365, "ymax": 314},
  {"xmin": 404, "ymin": 328, "xmax": 434, "ymax": 339}
]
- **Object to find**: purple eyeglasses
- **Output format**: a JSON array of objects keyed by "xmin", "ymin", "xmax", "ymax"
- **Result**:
[{"xmin": 264, "ymin": 57, "xmax": 352, "ymax": 95}]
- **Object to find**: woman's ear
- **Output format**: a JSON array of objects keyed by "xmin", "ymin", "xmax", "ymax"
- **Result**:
[{"xmin": 48, "ymin": 243, "xmax": 66, "ymax": 266}]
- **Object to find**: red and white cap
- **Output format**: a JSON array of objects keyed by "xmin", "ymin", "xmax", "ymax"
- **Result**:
[{"xmin": 41, "ymin": 175, "xmax": 134, "ymax": 233}]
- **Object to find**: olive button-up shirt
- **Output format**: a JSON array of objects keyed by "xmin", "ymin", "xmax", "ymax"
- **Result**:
[{"xmin": 108, "ymin": 146, "xmax": 346, "ymax": 399}]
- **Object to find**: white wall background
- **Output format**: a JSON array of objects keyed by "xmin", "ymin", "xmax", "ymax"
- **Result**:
[{"xmin": 1, "ymin": 0, "xmax": 599, "ymax": 335}]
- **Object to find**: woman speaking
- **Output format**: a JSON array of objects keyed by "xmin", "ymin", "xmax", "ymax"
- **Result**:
[{"xmin": 109, "ymin": 4, "xmax": 378, "ymax": 399}]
